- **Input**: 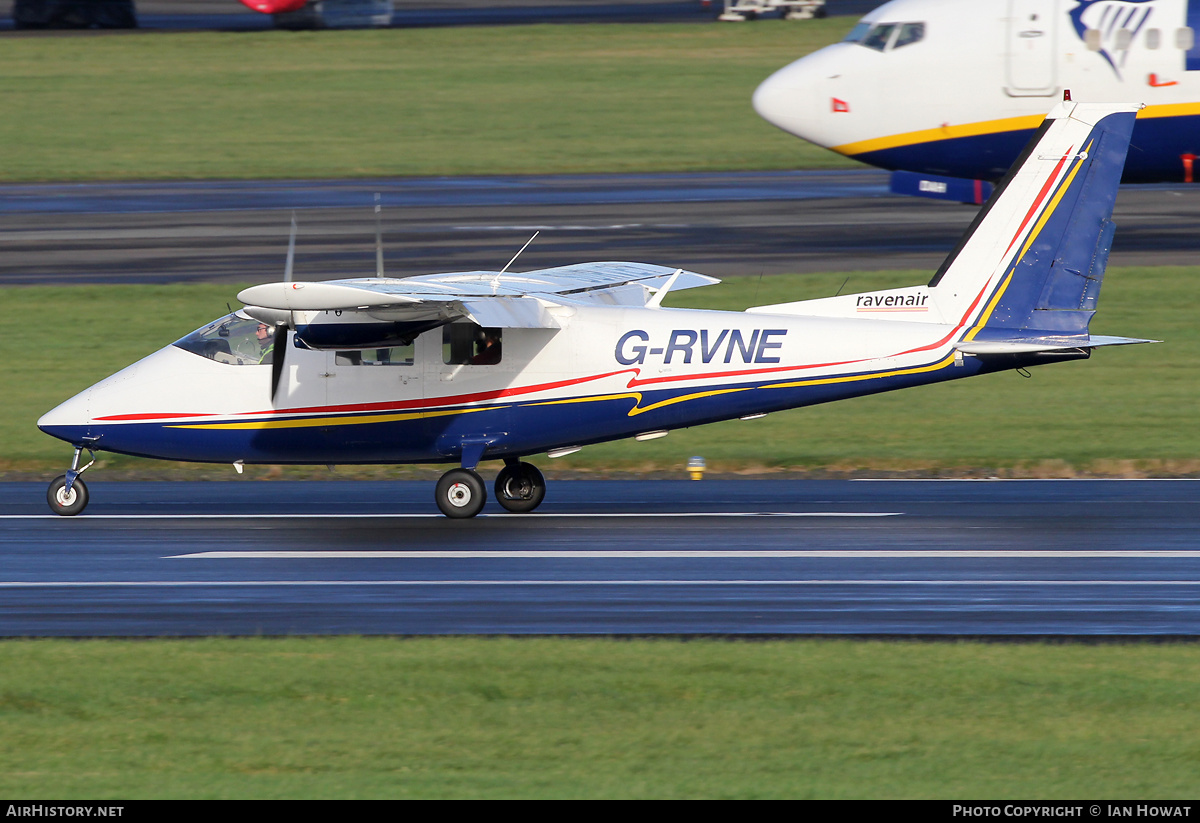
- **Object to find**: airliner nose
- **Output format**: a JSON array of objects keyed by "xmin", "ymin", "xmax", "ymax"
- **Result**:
[
  {"xmin": 752, "ymin": 68, "xmax": 794, "ymax": 132},
  {"xmin": 753, "ymin": 60, "xmax": 820, "ymax": 143}
]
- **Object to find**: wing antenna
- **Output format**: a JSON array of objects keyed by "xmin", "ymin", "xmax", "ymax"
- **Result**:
[{"xmin": 500, "ymin": 230, "xmax": 539, "ymax": 275}]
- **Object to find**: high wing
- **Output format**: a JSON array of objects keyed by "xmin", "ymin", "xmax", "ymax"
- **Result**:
[{"xmin": 238, "ymin": 262, "xmax": 720, "ymax": 330}]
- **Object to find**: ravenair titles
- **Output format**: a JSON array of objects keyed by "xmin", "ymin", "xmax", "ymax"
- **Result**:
[
  {"xmin": 856, "ymin": 291, "xmax": 929, "ymax": 310},
  {"xmin": 615, "ymin": 328, "xmax": 787, "ymax": 366}
]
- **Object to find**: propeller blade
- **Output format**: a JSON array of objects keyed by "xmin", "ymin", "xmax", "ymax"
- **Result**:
[
  {"xmin": 270, "ymin": 324, "xmax": 288, "ymax": 403},
  {"xmin": 284, "ymin": 212, "xmax": 297, "ymax": 283},
  {"xmin": 375, "ymin": 193, "xmax": 385, "ymax": 279}
]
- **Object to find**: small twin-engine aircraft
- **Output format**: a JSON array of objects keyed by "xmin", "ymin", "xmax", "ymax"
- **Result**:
[{"xmin": 38, "ymin": 99, "xmax": 1154, "ymax": 518}]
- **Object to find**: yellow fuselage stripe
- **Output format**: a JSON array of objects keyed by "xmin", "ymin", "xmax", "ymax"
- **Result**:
[{"xmin": 831, "ymin": 104, "xmax": 1195, "ymax": 158}]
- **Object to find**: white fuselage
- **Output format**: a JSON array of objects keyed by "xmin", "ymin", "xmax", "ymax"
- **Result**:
[{"xmin": 754, "ymin": 0, "xmax": 1200, "ymax": 181}]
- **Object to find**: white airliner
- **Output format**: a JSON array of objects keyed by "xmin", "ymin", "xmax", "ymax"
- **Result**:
[
  {"xmin": 39, "ymin": 99, "xmax": 1152, "ymax": 518},
  {"xmin": 754, "ymin": 0, "xmax": 1200, "ymax": 199}
]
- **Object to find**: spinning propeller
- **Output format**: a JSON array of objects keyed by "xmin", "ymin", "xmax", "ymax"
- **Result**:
[{"xmin": 270, "ymin": 213, "xmax": 298, "ymax": 403}]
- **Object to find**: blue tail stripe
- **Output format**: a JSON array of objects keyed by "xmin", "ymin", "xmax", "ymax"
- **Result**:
[{"xmin": 980, "ymin": 110, "xmax": 1137, "ymax": 337}]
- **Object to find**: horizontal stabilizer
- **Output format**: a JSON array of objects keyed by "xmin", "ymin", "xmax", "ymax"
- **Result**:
[{"xmin": 956, "ymin": 335, "xmax": 1157, "ymax": 354}]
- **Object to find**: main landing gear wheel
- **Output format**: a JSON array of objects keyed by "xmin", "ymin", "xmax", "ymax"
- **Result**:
[
  {"xmin": 435, "ymin": 468, "xmax": 487, "ymax": 518},
  {"xmin": 47, "ymin": 475, "xmax": 89, "ymax": 516},
  {"xmin": 494, "ymin": 461, "xmax": 546, "ymax": 514}
]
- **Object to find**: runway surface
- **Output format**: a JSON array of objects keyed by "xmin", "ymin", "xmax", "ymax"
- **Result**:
[
  {"xmin": 4, "ymin": 171, "xmax": 1199, "ymax": 284},
  {"xmin": 3, "ymin": 479, "xmax": 1200, "ymax": 636}
]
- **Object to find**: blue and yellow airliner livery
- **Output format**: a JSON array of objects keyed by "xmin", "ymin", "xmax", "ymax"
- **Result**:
[
  {"xmin": 38, "ymin": 100, "xmax": 1154, "ymax": 517},
  {"xmin": 755, "ymin": 0, "xmax": 1200, "ymax": 197}
]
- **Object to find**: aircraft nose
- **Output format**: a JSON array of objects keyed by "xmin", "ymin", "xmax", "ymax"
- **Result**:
[
  {"xmin": 753, "ymin": 61, "xmax": 820, "ymax": 142},
  {"xmin": 753, "ymin": 67, "xmax": 796, "ymax": 132},
  {"xmin": 37, "ymin": 388, "xmax": 93, "ymax": 445}
]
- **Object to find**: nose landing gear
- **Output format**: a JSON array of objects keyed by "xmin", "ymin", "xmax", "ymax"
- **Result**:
[{"xmin": 47, "ymin": 446, "xmax": 95, "ymax": 516}]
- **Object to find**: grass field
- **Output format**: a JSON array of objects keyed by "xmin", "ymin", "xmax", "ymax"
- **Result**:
[
  {"xmin": 1, "ymin": 637, "xmax": 1199, "ymax": 799},
  {"xmin": 0, "ymin": 21, "xmax": 860, "ymax": 181},
  {"xmin": 6, "ymin": 266, "xmax": 1196, "ymax": 479}
]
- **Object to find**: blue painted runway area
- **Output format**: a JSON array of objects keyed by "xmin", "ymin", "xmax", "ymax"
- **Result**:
[
  {"xmin": 0, "ymin": 171, "xmax": 890, "ymax": 215},
  {"xmin": 2, "ymin": 479, "xmax": 1199, "ymax": 636}
]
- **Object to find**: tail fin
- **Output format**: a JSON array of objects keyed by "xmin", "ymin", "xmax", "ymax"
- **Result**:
[{"xmin": 930, "ymin": 100, "xmax": 1140, "ymax": 346}]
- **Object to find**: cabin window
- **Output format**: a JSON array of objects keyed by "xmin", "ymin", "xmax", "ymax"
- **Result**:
[
  {"xmin": 442, "ymin": 322, "xmax": 502, "ymax": 366},
  {"xmin": 1084, "ymin": 29, "xmax": 1102, "ymax": 50},
  {"xmin": 892, "ymin": 22, "xmax": 925, "ymax": 49},
  {"xmin": 173, "ymin": 313, "xmax": 274, "ymax": 366},
  {"xmin": 1145, "ymin": 27, "xmax": 1161, "ymax": 49},
  {"xmin": 1177, "ymin": 27, "xmax": 1195, "ymax": 51},
  {"xmin": 842, "ymin": 21, "xmax": 872, "ymax": 43},
  {"xmin": 860, "ymin": 23, "xmax": 896, "ymax": 52},
  {"xmin": 1114, "ymin": 28, "xmax": 1132, "ymax": 50},
  {"xmin": 335, "ymin": 344, "xmax": 414, "ymax": 366}
]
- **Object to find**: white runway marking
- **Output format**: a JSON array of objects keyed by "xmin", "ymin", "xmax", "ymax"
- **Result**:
[
  {"xmin": 1, "ymin": 579, "xmax": 1199, "ymax": 588},
  {"xmin": 169, "ymin": 550, "xmax": 1200, "ymax": 559}
]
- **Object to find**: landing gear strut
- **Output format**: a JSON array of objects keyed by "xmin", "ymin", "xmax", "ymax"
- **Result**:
[
  {"xmin": 494, "ymin": 460, "xmax": 546, "ymax": 514},
  {"xmin": 47, "ymin": 446, "xmax": 95, "ymax": 516}
]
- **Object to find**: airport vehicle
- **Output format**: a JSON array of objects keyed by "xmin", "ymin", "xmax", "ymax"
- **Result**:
[
  {"xmin": 237, "ymin": 0, "xmax": 392, "ymax": 28},
  {"xmin": 38, "ymin": 99, "xmax": 1152, "ymax": 518},
  {"xmin": 11, "ymin": 0, "xmax": 136, "ymax": 28},
  {"xmin": 753, "ymin": 0, "xmax": 1200, "ymax": 200}
]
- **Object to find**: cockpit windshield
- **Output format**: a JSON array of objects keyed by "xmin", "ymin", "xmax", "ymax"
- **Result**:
[
  {"xmin": 849, "ymin": 21, "xmax": 925, "ymax": 52},
  {"xmin": 174, "ymin": 313, "xmax": 274, "ymax": 366},
  {"xmin": 861, "ymin": 23, "xmax": 896, "ymax": 51}
]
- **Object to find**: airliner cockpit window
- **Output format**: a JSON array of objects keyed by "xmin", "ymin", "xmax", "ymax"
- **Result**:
[
  {"xmin": 893, "ymin": 22, "xmax": 925, "ymax": 49},
  {"xmin": 173, "ymin": 313, "xmax": 274, "ymax": 366},
  {"xmin": 843, "ymin": 21, "xmax": 872, "ymax": 42},
  {"xmin": 860, "ymin": 23, "xmax": 896, "ymax": 52}
]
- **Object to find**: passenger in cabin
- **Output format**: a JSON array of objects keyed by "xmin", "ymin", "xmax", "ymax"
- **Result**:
[{"xmin": 470, "ymin": 329, "xmax": 501, "ymax": 365}]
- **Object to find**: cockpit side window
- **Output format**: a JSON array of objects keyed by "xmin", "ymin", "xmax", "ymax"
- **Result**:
[
  {"xmin": 893, "ymin": 22, "xmax": 925, "ymax": 49},
  {"xmin": 335, "ymin": 344, "xmax": 415, "ymax": 366},
  {"xmin": 174, "ymin": 313, "xmax": 274, "ymax": 366},
  {"xmin": 860, "ymin": 23, "xmax": 896, "ymax": 52},
  {"xmin": 843, "ymin": 21, "xmax": 872, "ymax": 43}
]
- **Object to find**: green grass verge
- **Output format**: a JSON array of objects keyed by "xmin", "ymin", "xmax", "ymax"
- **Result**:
[
  {"xmin": 1, "ymin": 637, "xmax": 1199, "ymax": 799},
  {"xmin": 4, "ymin": 266, "xmax": 1195, "ymax": 479},
  {"xmin": 0, "ymin": 21, "xmax": 859, "ymax": 181}
]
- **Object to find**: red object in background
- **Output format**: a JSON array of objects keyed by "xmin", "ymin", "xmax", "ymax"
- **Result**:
[
  {"xmin": 239, "ymin": 0, "xmax": 309, "ymax": 12},
  {"xmin": 1182, "ymin": 154, "xmax": 1197, "ymax": 183},
  {"xmin": 831, "ymin": 98, "xmax": 850, "ymax": 113}
]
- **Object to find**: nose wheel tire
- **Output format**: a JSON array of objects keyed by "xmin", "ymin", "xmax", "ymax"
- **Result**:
[
  {"xmin": 47, "ymin": 475, "xmax": 89, "ymax": 516},
  {"xmin": 494, "ymin": 461, "xmax": 546, "ymax": 513},
  {"xmin": 435, "ymin": 468, "xmax": 487, "ymax": 518}
]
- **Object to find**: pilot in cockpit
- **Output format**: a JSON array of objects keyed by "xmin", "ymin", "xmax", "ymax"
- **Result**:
[{"xmin": 255, "ymin": 323, "xmax": 275, "ymax": 365}]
